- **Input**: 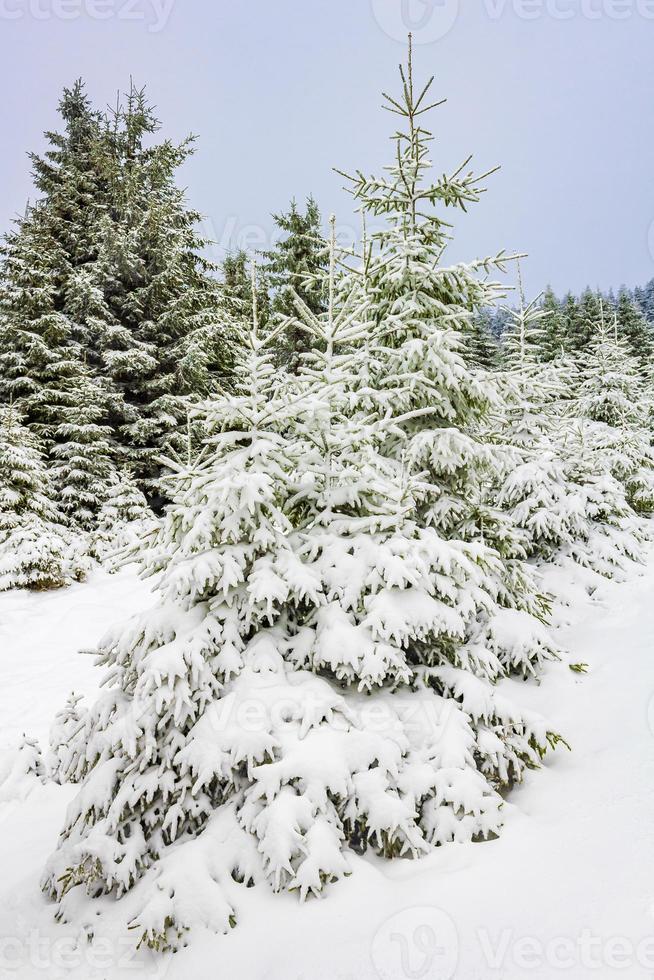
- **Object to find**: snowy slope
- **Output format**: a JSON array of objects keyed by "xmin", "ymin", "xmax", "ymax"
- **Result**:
[{"xmin": 0, "ymin": 559, "xmax": 653, "ymax": 980}]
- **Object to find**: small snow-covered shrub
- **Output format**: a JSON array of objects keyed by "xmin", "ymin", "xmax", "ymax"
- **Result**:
[
  {"xmin": 91, "ymin": 469, "xmax": 157, "ymax": 565},
  {"xmin": 47, "ymin": 693, "xmax": 90, "ymax": 785},
  {"xmin": 0, "ymin": 735, "xmax": 45, "ymax": 803}
]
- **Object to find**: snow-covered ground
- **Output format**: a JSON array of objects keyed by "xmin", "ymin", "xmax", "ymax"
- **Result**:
[{"xmin": 1, "ymin": 558, "xmax": 653, "ymax": 980}]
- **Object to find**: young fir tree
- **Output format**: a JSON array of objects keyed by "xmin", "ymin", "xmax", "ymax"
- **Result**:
[
  {"xmin": 47, "ymin": 693, "xmax": 89, "ymax": 785},
  {"xmin": 539, "ymin": 286, "xmax": 566, "ymax": 360},
  {"xmin": 260, "ymin": 196, "xmax": 328, "ymax": 367},
  {"xmin": 0, "ymin": 735, "xmax": 45, "ymax": 804},
  {"xmin": 572, "ymin": 303, "xmax": 654, "ymax": 515},
  {"xmin": 553, "ymin": 419, "xmax": 646, "ymax": 576},
  {"xmin": 222, "ymin": 248, "xmax": 271, "ymax": 327},
  {"xmin": 500, "ymin": 266, "xmax": 548, "ymax": 367},
  {"xmin": 576, "ymin": 303, "xmax": 647, "ymax": 427},
  {"xmin": 489, "ymin": 285, "xmax": 648, "ymax": 575},
  {"xmin": 558, "ymin": 291, "xmax": 582, "ymax": 353},
  {"xmin": 634, "ymin": 278, "xmax": 654, "ymax": 322},
  {"xmin": 462, "ymin": 308, "xmax": 500, "ymax": 368},
  {"xmin": 334, "ymin": 38, "xmax": 549, "ymax": 604},
  {"xmin": 0, "ymin": 406, "xmax": 82, "ymax": 590},
  {"xmin": 43, "ymin": 219, "xmax": 560, "ymax": 952},
  {"xmin": 613, "ymin": 286, "xmax": 652, "ymax": 364},
  {"xmin": 41, "ymin": 266, "xmax": 324, "ymax": 944},
  {"xmin": 570, "ymin": 288, "xmax": 603, "ymax": 353},
  {"xmin": 490, "ymin": 277, "xmax": 599, "ymax": 565},
  {"xmin": 91, "ymin": 467, "xmax": 156, "ymax": 561}
]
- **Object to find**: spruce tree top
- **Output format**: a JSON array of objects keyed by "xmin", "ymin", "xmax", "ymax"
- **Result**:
[{"xmin": 337, "ymin": 36, "xmax": 512, "ymax": 336}]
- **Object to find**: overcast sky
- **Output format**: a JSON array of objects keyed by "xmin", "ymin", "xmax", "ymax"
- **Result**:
[{"xmin": 1, "ymin": 0, "xmax": 653, "ymax": 298}]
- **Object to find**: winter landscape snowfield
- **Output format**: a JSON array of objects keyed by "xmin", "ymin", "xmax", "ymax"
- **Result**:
[{"xmin": 1, "ymin": 552, "xmax": 654, "ymax": 980}]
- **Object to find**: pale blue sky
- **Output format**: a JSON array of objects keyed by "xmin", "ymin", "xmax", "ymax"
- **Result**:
[{"xmin": 1, "ymin": 0, "xmax": 653, "ymax": 297}]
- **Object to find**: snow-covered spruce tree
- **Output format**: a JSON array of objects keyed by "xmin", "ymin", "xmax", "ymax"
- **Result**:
[
  {"xmin": 41, "ymin": 269, "xmax": 322, "ymax": 944},
  {"xmin": 0, "ymin": 406, "xmax": 83, "ymax": 590},
  {"xmin": 552, "ymin": 419, "xmax": 646, "ymax": 577},
  {"xmin": 260, "ymin": 195, "xmax": 328, "ymax": 367},
  {"xmin": 634, "ymin": 278, "xmax": 654, "ymax": 322},
  {"xmin": 334, "ymin": 48, "xmax": 511, "ymax": 534},
  {"xmin": 49, "ymin": 365, "xmax": 117, "ymax": 530},
  {"xmin": 222, "ymin": 248, "xmax": 271, "ymax": 329},
  {"xmin": 500, "ymin": 266, "xmax": 549, "ymax": 368},
  {"xmin": 0, "ymin": 208, "xmax": 83, "ymax": 446},
  {"xmin": 613, "ymin": 286, "xmax": 652, "ymax": 364},
  {"xmin": 43, "ymin": 243, "xmax": 560, "ymax": 952},
  {"xmin": 0, "ymin": 81, "xmax": 234, "ymax": 495},
  {"xmin": 95, "ymin": 85, "xmax": 234, "ymax": 484},
  {"xmin": 333, "ymin": 40, "xmax": 560, "ymax": 669},
  {"xmin": 47, "ymin": 693, "xmax": 90, "ymax": 785},
  {"xmin": 0, "ymin": 735, "xmax": 45, "ymax": 804},
  {"xmin": 463, "ymin": 308, "xmax": 500, "ymax": 368},
  {"xmin": 284, "ymin": 215, "xmax": 561, "ymax": 705},
  {"xmin": 568, "ymin": 288, "xmax": 604, "ymax": 354},
  {"xmin": 488, "ymin": 284, "xmax": 648, "ymax": 576},
  {"xmin": 538, "ymin": 286, "xmax": 567, "ymax": 361},
  {"xmin": 91, "ymin": 468, "xmax": 156, "ymax": 562},
  {"xmin": 576, "ymin": 303, "xmax": 650, "ymax": 428},
  {"xmin": 490, "ymin": 274, "xmax": 599, "ymax": 564},
  {"xmin": 0, "ymin": 220, "xmax": 118, "ymax": 529},
  {"xmin": 0, "ymin": 83, "xmax": 110, "ymax": 448},
  {"xmin": 571, "ymin": 303, "xmax": 654, "ymax": 516}
]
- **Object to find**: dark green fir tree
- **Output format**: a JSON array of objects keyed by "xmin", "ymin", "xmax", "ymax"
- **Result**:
[
  {"xmin": 261, "ymin": 196, "xmax": 328, "ymax": 367},
  {"xmin": 614, "ymin": 286, "xmax": 652, "ymax": 364}
]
